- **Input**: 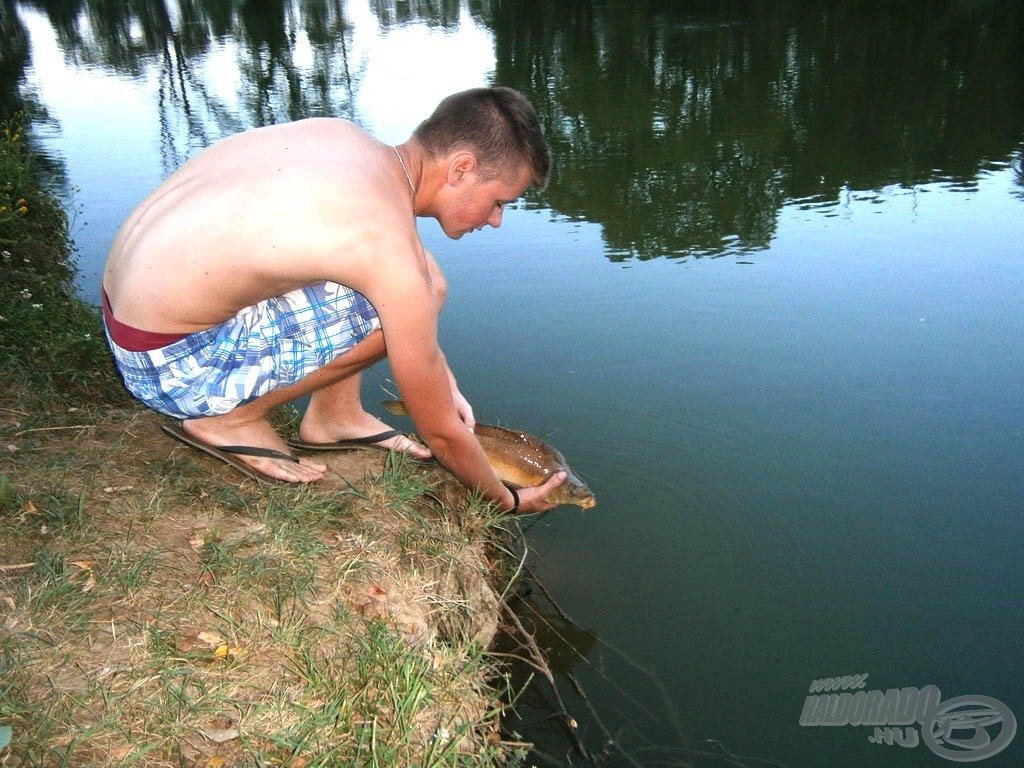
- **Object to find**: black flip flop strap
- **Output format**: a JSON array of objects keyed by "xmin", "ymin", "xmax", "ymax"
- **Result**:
[
  {"xmin": 219, "ymin": 445, "xmax": 300, "ymax": 463},
  {"xmin": 334, "ymin": 429, "xmax": 401, "ymax": 445}
]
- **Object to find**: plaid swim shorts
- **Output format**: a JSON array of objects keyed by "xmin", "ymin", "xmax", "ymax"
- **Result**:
[{"xmin": 105, "ymin": 282, "xmax": 380, "ymax": 419}]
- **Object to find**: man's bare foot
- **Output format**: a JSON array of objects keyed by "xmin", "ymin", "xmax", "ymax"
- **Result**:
[
  {"xmin": 355, "ymin": 430, "xmax": 432, "ymax": 459},
  {"xmin": 295, "ymin": 412, "xmax": 432, "ymax": 460},
  {"xmin": 179, "ymin": 417, "xmax": 328, "ymax": 482}
]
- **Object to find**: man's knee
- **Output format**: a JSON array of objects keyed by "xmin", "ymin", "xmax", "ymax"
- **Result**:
[{"xmin": 433, "ymin": 271, "xmax": 448, "ymax": 307}]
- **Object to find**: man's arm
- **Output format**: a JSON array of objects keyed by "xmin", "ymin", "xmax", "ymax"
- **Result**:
[
  {"xmin": 366, "ymin": 256, "xmax": 565, "ymax": 513},
  {"xmin": 363, "ymin": 253, "xmax": 512, "ymax": 505},
  {"xmin": 344, "ymin": 212, "xmax": 563, "ymax": 513},
  {"xmin": 422, "ymin": 248, "xmax": 474, "ymax": 428}
]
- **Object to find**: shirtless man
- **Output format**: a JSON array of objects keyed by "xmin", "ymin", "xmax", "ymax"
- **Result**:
[{"xmin": 102, "ymin": 87, "xmax": 566, "ymax": 515}]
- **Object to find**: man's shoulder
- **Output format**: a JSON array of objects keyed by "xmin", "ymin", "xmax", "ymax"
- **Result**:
[
  {"xmin": 285, "ymin": 116, "xmax": 366, "ymax": 139},
  {"xmin": 216, "ymin": 118, "xmax": 378, "ymax": 171},
  {"xmin": 244, "ymin": 116, "xmax": 363, "ymax": 139}
]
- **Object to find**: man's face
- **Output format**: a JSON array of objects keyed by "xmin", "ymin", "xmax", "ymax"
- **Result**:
[{"xmin": 440, "ymin": 161, "xmax": 533, "ymax": 239}]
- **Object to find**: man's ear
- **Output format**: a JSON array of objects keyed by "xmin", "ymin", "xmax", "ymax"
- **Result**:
[{"xmin": 447, "ymin": 151, "xmax": 477, "ymax": 186}]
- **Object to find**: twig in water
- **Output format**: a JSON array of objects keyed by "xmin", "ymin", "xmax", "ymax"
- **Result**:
[{"xmin": 502, "ymin": 598, "xmax": 594, "ymax": 763}]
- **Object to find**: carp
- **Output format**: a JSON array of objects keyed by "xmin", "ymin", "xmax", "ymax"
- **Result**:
[{"xmin": 382, "ymin": 400, "xmax": 596, "ymax": 510}]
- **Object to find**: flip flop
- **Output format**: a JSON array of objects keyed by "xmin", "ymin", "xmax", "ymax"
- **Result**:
[
  {"xmin": 162, "ymin": 421, "xmax": 300, "ymax": 482},
  {"xmin": 287, "ymin": 429, "xmax": 408, "ymax": 453}
]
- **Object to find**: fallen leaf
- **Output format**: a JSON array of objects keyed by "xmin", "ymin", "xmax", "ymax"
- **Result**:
[
  {"xmin": 214, "ymin": 644, "xmax": 245, "ymax": 659},
  {"xmin": 201, "ymin": 727, "xmax": 239, "ymax": 743},
  {"xmin": 81, "ymin": 575, "xmax": 96, "ymax": 594},
  {"xmin": 197, "ymin": 630, "xmax": 226, "ymax": 647},
  {"xmin": 70, "ymin": 560, "xmax": 95, "ymax": 570},
  {"xmin": 110, "ymin": 744, "xmax": 133, "ymax": 760},
  {"xmin": 205, "ymin": 758, "xmax": 227, "ymax": 768}
]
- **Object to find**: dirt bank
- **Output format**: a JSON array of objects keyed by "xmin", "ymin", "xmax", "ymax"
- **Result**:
[{"xmin": 0, "ymin": 396, "xmax": 527, "ymax": 766}]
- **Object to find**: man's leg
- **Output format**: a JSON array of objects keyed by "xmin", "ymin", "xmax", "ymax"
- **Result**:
[
  {"xmin": 297, "ymin": 371, "xmax": 429, "ymax": 458},
  {"xmin": 295, "ymin": 332, "xmax": 430, "ymax": 458},
  {"xmin": 179, "ymin": 329, "xmax": 426, "ymax": 482}
]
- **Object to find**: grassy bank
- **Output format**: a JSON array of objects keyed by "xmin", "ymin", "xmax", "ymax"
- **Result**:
[
  {"xmin": 0, "ymin": 113, "xmax": 529, "ymax": 767},
  {"xmin": 0, "ymin": 114, "xmax": 125, "ymax": 407}
]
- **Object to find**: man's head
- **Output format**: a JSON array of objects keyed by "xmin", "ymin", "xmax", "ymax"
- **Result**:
[{"xmin": 413, "ymin": 87, "xmax": 551, "ymax": 191}]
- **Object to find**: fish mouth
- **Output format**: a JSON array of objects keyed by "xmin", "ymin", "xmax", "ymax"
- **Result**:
[{"xmin": 572, "ymin": 493, "xmax": 597, "ymax": 510}]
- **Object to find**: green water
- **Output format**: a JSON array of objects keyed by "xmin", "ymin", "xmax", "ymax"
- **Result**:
[{"xmin": 5, "ymin": 1, "xmax": 1022, "ymax": 765}]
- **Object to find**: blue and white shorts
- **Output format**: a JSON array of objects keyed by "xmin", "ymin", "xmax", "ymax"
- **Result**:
[{"xmin": 105, "ymin": 282, "xmax": 380, "ymax": 419}]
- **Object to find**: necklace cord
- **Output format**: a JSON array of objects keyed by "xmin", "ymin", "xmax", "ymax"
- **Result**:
[{"xmin": 393, "ymin": 146, "xmax": 416, "ymax": 197}]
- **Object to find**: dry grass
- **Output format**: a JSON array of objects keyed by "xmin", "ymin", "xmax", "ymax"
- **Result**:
[{"xmin": 0, "ymin": 396, "xmax": 529, "ymax": 767}]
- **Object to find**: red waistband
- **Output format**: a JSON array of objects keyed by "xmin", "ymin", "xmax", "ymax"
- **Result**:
[{"xmin": 101, "ymin": 288, "xmax": 190, "ymax": 352}]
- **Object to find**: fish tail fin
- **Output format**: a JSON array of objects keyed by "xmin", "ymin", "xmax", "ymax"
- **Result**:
[{"xmin": 381, "ymin": 399, "xmax": 410, "ymax": 416}]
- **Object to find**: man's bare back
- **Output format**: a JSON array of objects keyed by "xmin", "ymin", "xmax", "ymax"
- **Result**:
[{"xmin": 104, "ymin": 119, "xmax": 423, "ymax": 335}]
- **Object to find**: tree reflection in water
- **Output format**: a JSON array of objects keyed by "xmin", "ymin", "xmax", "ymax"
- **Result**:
[{"xmin": 3, "ymin": 0, "xmax": 1021, "ymax": 261}]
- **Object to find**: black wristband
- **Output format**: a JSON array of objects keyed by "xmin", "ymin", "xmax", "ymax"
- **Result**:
[{"xmin": 501, "ymin": 482, "xmax": 520, "ymax": 514}]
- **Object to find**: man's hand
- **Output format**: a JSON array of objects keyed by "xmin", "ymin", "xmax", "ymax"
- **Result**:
[
  {"xmin": 513, "ymin": 471, "xmax": 568, "ymax": 515},
  {"xmin": 451, "ymin": 386, "xmax": 476, "ymax": 430}
]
